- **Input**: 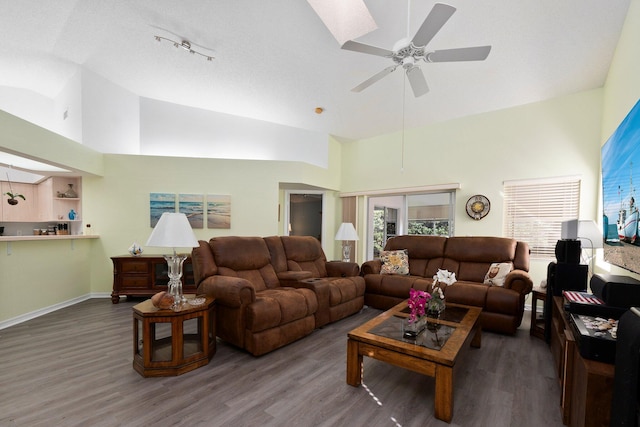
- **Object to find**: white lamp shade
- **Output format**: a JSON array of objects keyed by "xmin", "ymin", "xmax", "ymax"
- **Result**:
[
  {"xmin": 335, "ymin": 222, "xmax": 359, "ymax": 241},
  {"xmin": 578, "ymin": 220, "xmax": 603, "ymax": 250},
  {"xmin": 146, "ymin": 212, "xmax": 199, "ymax": 248}
]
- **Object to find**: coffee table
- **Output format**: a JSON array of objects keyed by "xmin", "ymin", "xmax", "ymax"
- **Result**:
[{"xmin": 346, "ymin": 301, "xmax": 482, "ymax": 423}]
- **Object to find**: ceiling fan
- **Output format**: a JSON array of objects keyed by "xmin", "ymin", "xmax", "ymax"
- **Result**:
[{"xmin": 341, "ymin": 3, "xmax": 491, "ymax": 97}]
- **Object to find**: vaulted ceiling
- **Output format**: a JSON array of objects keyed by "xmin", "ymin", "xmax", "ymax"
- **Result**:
[{"xmin": 0, "ymin": 1, "xmax": 632, "ymax": 141}]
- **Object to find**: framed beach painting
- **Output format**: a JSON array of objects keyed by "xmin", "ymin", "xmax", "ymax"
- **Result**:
[
  {"xmin": 179, "ymin": 194, "xmax": 204, "ymax": 229},
  {"xmin": 149, "ymin": 193, "xmax": 176, "ymax": 227},
  {"xmin": 207, "ymin": 195, "xmax": 231, "ymax": 229}
]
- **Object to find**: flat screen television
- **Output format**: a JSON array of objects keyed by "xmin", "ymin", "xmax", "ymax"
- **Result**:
[{"xmin": 602, "ymin": 99, "xmax": 640, "ymax": 275}]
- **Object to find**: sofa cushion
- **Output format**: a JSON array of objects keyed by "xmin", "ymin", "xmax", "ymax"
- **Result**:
[
  {"xmin": 366, "ymin": 274, "xmax": 431, "ymax": 299},
  {"xmin": 443, "ymin": 237, "xmax": 518, "ymax": 283},
  {"xmin": 444, "ymin": 281, "xmax": 489, "ymax": 307},
  {"xmin": 245, "ymin": 287, "xmax": 317, "ymax": 332},
  {"xmin": 326, "ymin": 277, "xmax": 365, "ymax": 305},
  {"xmin": 280, "ymin": 236, "xmax": 328, "ymax": 277},
  {"xmin": 380, "ymin": 249, "xmax": 410, "ymax": 275},
  {"xmin": 210, "ymin": 236, "xmax": 280, "ymax": 291},
  {"xmin": 384, "ymin": 235, "xmax": 447, "ymax": 277},
  {"xmin": 483, "ymin": 262, "xmax": 513, "ymax": 287}
]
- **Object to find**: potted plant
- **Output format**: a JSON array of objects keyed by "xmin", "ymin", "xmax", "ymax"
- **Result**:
[{"xmin": 4, "ymin": 191, "xmax": 25, "ymax": 205}]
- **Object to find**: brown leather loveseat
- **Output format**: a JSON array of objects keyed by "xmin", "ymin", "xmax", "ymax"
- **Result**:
[
  {"xmin": 192, "ymin": 235, "xmax": 364, "ymax": 355},
  {"xmin": 192, "ymin": 236, "xmax": 318, "ymax": 356},
  {"xmin": 361, "ymin": 235, "xmax": 533, "ymax": 334}
]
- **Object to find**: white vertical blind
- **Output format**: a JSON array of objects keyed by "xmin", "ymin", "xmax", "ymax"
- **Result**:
[{"xmin": 503, "ymin": 177, "xmax": 581, "ymax": 258}]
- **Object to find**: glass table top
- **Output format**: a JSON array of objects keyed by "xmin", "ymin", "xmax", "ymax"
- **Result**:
[
  {"xmin": 398, "ymin": 305, "xmax": 469, "ymax": 323},
  {"xmin": 369, "ymin": 314, "xmax": 456, "ymax": 351}
]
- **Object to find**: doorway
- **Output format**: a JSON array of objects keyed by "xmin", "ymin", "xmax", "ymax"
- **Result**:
[{"xmin": 287, "ymin": 192, "xmax": 323, "ymax": 242}]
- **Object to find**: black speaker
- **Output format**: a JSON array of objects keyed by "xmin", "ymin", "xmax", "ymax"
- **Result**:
[
  {"xmin": 547, "ymin": 262, "xmax": 588, "ymax": 296},
  {"xmin": 610, "ymin": 308, "xmax": 640, "ymax": 427},
  {"xmin": 544, "ymin": 262, "xmax": 589, "ymax": 342},
  {"xmin": 555, "ymin": 239, "xmax": 581, "ymax": 264}
]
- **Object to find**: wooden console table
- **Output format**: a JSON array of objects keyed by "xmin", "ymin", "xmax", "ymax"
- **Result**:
[
  {"xmin": 549, "ymin": 295, "xmax": 615, "ymax": 426},
  {"xmin": 132, "ymin": 296, "xmax": 216, "ymax": 377},
  {"xmin": 111, "ymin": 255, "xmax": 197, "ymax": 303}
]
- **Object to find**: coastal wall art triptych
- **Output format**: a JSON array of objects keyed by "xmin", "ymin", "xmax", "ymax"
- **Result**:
[{"xmin": 149, "ymin": 193, "xmax": 231, "ymax": 229}]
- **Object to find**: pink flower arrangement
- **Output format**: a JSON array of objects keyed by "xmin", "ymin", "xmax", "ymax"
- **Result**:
[{"xmin": 407, "ymin": 288, "xmax": 432, "ymax": 323}]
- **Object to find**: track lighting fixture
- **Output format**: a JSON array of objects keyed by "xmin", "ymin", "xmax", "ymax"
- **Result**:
[{"xmin": 154, "ymin": 35, "xmax": 214, "ymax": 61}]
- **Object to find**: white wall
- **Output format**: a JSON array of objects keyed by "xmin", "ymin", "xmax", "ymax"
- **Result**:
[
  {"xmin": 139, "ymin": 98, "xmax": 329, "ymax": 168},
  {"xmin": 341, "ymin": 89, "xmax": 604, "ymax": 286},
  {"xmin": 81, "ymin": 70, "xmax": 140, "ymax": 154}
]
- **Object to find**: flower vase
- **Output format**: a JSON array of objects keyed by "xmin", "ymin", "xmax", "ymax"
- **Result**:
[
  {"xmin": 402, "ymin": 317, "xmax": 426, "ymax": 340},
  {"xmin": 427, "ymin": 298, "xmax": 445, "ymax": 319}
]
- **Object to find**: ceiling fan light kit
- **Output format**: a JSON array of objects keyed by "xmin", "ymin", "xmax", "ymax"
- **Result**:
[
  {"xmin": 154, "ymin": 35, "xmax": 214, "ymax": 61},
  {"xmin": 341, "ymin": 3, "xmax": 491, "ymax": 97}
]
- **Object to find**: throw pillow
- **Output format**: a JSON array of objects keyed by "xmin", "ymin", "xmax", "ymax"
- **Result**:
[
  {"xmin": 380, "ymin": 249, "xmax": 410, "ymax": 275},
  {"xmin": 483, "ymin": 262, "xmax": 513, "ymax": 287}
]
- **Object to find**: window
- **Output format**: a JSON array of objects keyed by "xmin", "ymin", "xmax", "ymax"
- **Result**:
[
  {"xmin": 366, "ymin": 191, "xmax": 456, "ymax": 259},
  {"xmin": 407, "ymin": 193, "xmax": 454, "ymax": 237},
  {"xmin": 503, "ymin": 176, "xmax": 581, "ymax": 259}
]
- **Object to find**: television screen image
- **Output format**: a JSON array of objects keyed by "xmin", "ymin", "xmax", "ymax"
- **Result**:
[{"xmin": 602, "ymin": 99, "xmax": 640, "ymax": 275}]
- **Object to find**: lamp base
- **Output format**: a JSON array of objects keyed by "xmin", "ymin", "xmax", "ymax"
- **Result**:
[
  {"xmin": 164, "ymin": 253, "xmax": 187, "ymax": 309},
  {"xmin": 342, "ymin": 243, "xmax": 351, "ymax": 263}
]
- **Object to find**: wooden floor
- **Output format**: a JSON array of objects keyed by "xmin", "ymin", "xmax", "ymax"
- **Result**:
[{"xmin": 0, "ymin": 300, "xmax": 563, "ymax": 427}]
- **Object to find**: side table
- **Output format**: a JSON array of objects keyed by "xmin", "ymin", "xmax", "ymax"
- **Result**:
[
  {"xmin": 530, "ymin": 288, "xmax": 546, "ymax": 339},
  {"xmin": 132, "ymin": 296, "xmax": 216, "ymax": 377}
]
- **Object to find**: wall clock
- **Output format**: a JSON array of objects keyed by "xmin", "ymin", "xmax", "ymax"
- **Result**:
[{"xmin": 466, "ymin": 195, "xmax": 490, "ymax": 220}]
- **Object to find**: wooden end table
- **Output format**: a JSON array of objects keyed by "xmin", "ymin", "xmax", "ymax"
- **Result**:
[
  {"xmin": 530, "ymin": 288, "xmax": 547, "ymax": 339},
  {"xmin": 347, "ymin": 301, "xmax": 482, "ymax": 423},
  {"xmin": 132, "ymin": 296, "xmax": 216, "ymax": 377}
]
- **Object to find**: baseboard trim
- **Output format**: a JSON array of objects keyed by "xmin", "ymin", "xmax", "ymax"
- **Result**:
[{"xmin": 0, "ymin": 293, "xmax": 112, "ymax": 330}]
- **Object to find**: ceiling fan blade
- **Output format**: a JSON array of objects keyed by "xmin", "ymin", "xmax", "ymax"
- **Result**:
[
  {"xmin": 341, "ymin": 40, "xmax": 394, "ymax": 57},
  {"xmin": 351, "ymin": 66, "xmax": 398, "ymax": 92},
  {"xmin": 406, "ymin": 67, "xmax": 429, "ymax": 97},
  {"xmin": 426, "ymin": 46, "xmax": 492, "ymax": 62},
  {"xmin": 411, "ymin": 3, "xmax": 456, "ymax": 47}
]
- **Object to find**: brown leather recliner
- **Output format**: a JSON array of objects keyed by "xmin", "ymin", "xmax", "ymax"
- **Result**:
[
  {"xmin": 264, "ymin": 236, "xmax": 365, "ymax": 328},
  {"xmin": 192, "ymin": 236, "xmax": 318, "ymax": 356}
]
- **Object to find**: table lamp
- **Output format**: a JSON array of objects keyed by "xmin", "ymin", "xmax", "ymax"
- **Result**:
[
  {"xmin": 335, "ymin": 222, "xmax": 359, "ymax": 262},
  {"xmin": 577, "ymin": 219, "xmax": 603, "ymax": 279},
  {"xmin": 146, "ymin": 212, "xmax": 199, "ymax": 308}
]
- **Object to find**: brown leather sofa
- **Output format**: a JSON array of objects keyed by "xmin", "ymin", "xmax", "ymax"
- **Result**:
[
  {"xmin": 192, "ymin": 235, "xmax": 364, "ymax": 355},
  {"xmin": 264, "ymin": 235, "xmax": 365, "ymax": 328},
  {"xmin": 361, "ymin": 235, "xmax": 533, "ymax": 334},
  {"xmin": 192, "ymin": 236, "xmax": 318, "ymax": 356}
]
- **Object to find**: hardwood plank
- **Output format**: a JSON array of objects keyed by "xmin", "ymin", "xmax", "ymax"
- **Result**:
[{"xmin": 0, "ymin": 299, "xmax": 565, "ymax": 426}]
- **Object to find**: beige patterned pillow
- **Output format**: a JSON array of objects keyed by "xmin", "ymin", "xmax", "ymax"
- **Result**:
[
  {"xmin": 380, "ymin": 249, "xmax": 409, "ymax": 275},
  {"xmin": 483, "ymin": 262, "xmax": 513, "ymax": 286}
]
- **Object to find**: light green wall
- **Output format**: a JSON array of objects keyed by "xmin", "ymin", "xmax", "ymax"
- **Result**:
[
  {"xmin": 82, "ymin": 152, "xmax": 343, "ymax": 295},
  {"xmin": 0, "ymin": 109, "xmax": 103, "ymax": 176},
  {"xmin": 602, "ymin": 0, "xmax": 640, "ymax": 138},
  {"xmin": 0, "ymin": 239, "xmax": 93, "ymax": 321},
  {"xmin": 342, "ymin": 90, "xmax": 604, "ymax": 286}
]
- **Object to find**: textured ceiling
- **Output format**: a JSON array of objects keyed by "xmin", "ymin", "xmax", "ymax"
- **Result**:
[{"xmin": 0, "ymin": 0, "xmax": 631, "ymax": 141}]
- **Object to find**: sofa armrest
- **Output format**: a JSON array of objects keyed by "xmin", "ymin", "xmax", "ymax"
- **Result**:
[
  {"xmin": 196, "ymin": 275, "xmax": 256, "ymax": 308},
  {"xmin": 361, "ymin": 259, "xmax": 382, "ymax": 276},
  {"xmin": 288, "ymin": 278, "xmax": 332, "ymax": 327},
  {"xmin": 503, "ymin": 269, "xmax": 534, "ymax": 295},
  {"xmin": 326, "ymin": 261, "xmax": 360, "ymax": 277},
  {"xmin": 277, "ymin": 270, "xmax": 314, "ymax": 287}
]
